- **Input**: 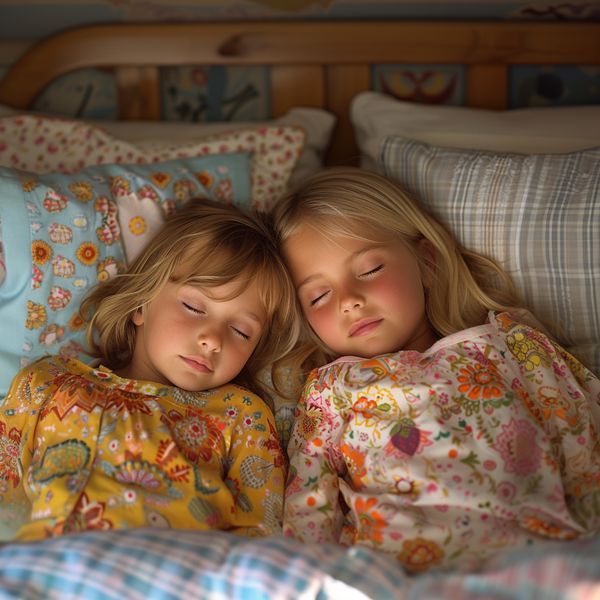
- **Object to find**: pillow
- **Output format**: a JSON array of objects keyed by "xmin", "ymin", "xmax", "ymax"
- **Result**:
[
  {"xmin": 93, "ymin": 106, "xmax": 335, "ymax": 189},
  {"xmin": 381, "ymin": 136, "xmax": 600, "ymax": 376},
  {"xmin": 0, "ymin": 152, "xmax": 252, "ymax": 398},
  {"xmin": 0, "ymin": 104, "xmax": 335, "ymax": 188},
  {"xmin": 0, "ymin": 113, "xmax": 305, "ymax": 210},
  {"xmin": 352, "ymin": 91, "xmax": 600, "ymax": 171}
]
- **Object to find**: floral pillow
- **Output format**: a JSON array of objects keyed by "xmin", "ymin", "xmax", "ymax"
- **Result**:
[
  {"xmin": 0, "ymin": 152, "xmax": 252, "ymax": 398},
  {"xmin": 0, "ymin": 114, "xmax": 305, "ymax": 210}
]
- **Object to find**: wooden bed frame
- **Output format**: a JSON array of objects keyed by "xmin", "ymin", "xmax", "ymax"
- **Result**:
[{"xmin": 0, "ymin": 21, "xmax": 598, "ymax": 165}]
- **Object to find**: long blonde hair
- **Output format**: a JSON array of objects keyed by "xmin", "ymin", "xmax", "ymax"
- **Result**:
[
  {"xmin": 272, "ymin": 166, "xmax": 526, "ymax": 373},
  {"xmin": 81, "ymin": 199, "xmax": 301, "ymax": 402}
]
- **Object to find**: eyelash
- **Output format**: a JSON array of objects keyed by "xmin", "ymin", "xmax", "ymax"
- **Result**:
[
  {"xmin": 310, "ymin": 291, "xmax": 329, "ymax": 307},
  {"xmin": 360, "ymin": 264, "xmax": 383, "ymax": 278},
  {"xmin": 308, "ymin": 264, "xmax": 383, "ymax": 307},
  {"xmin": 231, "ymin": 328, "xmax": 250, "ymax": 341},
  {"xmin": 183, "ymin": 302, "xmax": 203, "ymax": 315},
  {"xmin": 183, "ymin": 303, "xmax": 250, "ymax": 341}
]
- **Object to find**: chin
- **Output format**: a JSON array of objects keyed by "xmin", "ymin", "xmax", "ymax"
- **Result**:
[
  {"xmin": 354, "ymin": 341, "xmax": 399, "ymax": 358},
  {"xmin": 169, "ymin": 377, "xmax": 213, "ymax": 393}
]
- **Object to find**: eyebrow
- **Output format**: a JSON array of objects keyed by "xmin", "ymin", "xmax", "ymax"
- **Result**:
[{"xmin": 296, "ymin": 244, "xmax": 382, "ymax": 290}]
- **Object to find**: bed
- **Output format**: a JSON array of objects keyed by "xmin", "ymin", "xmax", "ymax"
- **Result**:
[{"xmin": 0, "ymin": 19, "xmax": 599, "ymax": 599}]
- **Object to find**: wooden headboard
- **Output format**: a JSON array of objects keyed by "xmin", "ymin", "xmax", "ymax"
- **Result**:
[{"xmin": 0, "ymin": 21, "xmax": 598, "ymax": 165}]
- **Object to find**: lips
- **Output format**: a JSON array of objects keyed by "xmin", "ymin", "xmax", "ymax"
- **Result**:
[
  {"xmin": 181, "ymin": 356, "xmax": 213, "ymax": 373},
  {"xmin": 349, "ymin": 318, "xmax": 383, "ymax": 337}
]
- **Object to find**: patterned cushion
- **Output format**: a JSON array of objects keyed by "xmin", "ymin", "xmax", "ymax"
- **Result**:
[
  {"xmin": 0, "ymin": 114, "xmax": 305, "ymax": 210},
  {"xmin": 381, "ymin": 137, "xmax": 600, "ymax": 376},
  {"xmin": 0, "ymin": 153, "xmax": 251, "ymax": 397}
]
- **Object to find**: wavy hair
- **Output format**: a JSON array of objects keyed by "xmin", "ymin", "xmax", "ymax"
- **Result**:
[
  {"xmin": 272, "ymin": 166, "xmax": 528, "ymax": 376},
  {"xmin": 80, "ymin": 199, "xmax": 301, "ymax": 403}
]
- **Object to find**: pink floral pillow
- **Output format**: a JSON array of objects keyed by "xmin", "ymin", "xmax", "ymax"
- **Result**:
[{"xmin": 0, "ymin": 114, "xmax": 305, "ymax": 210}]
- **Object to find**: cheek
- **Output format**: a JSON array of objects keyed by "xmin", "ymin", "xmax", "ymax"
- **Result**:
[
  {"xmin": 379, "ymin": 270, "xmax": 422, "ymax": 299},
  {"xmin": 371, "ymin": 276, "xmax": 405, "ymax": 303},
  {"xmin": 306, "ymin": 306, "xmax": 336, "ymax": 340}
]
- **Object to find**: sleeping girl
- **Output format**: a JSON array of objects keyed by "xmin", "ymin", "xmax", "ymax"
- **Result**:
[
  {"xmin": 272, "ymin": 166, "xmax": 600, "ymax": 572},
  {"xmin": 0, "ymin": 199, "xmax": 300, "ymax": 541}
]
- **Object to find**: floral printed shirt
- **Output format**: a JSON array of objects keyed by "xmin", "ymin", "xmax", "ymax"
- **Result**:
[
  {"xmin": 0, "ymin": 355, "xmax": 285, "ymax": 541},
  {"xmin": 283, "ymin": 312, "xmax": 600, "ymax": 572}
]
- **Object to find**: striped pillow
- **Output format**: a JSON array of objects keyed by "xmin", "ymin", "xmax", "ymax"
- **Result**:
[{"xmin": 381, "ymin": 136, "xmax": 600, "ymax": 376}]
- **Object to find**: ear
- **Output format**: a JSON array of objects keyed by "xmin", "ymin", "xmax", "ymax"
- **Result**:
[
  {"xmin": 417, "ymin": 238, "xmax": 436, "ymax": 288},
  {"xmin": 131, "ymin": 307, "xmax": 145, "ymax": 326}
]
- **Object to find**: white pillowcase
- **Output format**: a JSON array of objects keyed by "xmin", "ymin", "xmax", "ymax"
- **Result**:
[{"xmin": 351, "ymin": 91, "xmax": 600, "ymax": 171}]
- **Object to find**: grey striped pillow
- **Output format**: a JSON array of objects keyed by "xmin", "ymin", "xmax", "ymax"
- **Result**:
[{"xmin": 381, "ymin": 136, "xmax": 599, "ymax": 376}]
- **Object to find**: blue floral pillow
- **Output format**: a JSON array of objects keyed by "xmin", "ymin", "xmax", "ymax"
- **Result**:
[{"xmin": 0, "ymin": 152, "xmax": 252, "ymax": 397}]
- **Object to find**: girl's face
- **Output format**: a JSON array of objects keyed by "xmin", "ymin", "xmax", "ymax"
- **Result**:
[
  {"xmin": 283, "ymin": 224, "xmax": 438, "ymax": 358},
  {"xmin": 117, "ymin": 280, "xmax": 266, "ymax": 391}
]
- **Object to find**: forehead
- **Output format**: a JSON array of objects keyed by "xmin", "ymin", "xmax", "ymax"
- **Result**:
[
  {"xmin": 284, "ymin": 225, "xmax": 402, "ymax": 288},
  {"xmin": 284, "ymin": 222, "xmax": 397, "ymax": 259}
]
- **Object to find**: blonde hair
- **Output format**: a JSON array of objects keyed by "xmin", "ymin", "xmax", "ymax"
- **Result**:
[
  {"xmin": 81, "ymin": 199, "xmax": 301, "ymax": 403},
  {"xmin": 272, "ymin": 166, "xmax": 526, "ymax": 373}
]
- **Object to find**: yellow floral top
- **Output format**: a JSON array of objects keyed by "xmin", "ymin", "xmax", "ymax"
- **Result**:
[{"xmin": 0, "ymin": 355, "xmax": 285, "ymax": 542}]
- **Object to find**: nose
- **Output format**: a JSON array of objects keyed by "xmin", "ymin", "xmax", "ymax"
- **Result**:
[
  {"xmin": 340, "ymin": 289, "xmax": 364, "ymax": 313},
  {"xmin": 198, "ymin": 329, "xmax": 221, "ymax": 353}
]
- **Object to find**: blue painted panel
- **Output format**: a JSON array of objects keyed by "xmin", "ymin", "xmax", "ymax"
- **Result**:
[
  {"xmin": 160, "ymin": 66, "xmax": 270, "ymax": 122},
  {"xmin": 509, "ymin": 65, "xmax": 600, "ymax": 107},
  {"xmin": 32, "ymin": 69, "xmax": 118, "ymax": 119}
]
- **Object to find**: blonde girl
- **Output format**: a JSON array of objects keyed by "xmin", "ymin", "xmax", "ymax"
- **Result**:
[
  {"xmin": 273, "ymin": 167, "xmax": 600, "ymax": 572},
  {"xmin": 1, "ymin": 199, "xmax": 300, "ymax": 542}
]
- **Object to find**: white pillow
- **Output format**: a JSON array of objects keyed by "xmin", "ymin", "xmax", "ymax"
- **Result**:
[
  {"xmin": 352, "ymin": 91, "xmax": 600, "ymax": 170},
  {"xmin": 0, "ymin": 104, "xmax": 335, "ymax": 189}
]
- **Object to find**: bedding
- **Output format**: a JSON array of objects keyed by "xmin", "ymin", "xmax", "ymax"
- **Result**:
[
  {"xmin": 352, "ymin": 91, "xmax": 600, "ymax": 171},
  {"xmin": 0, "ymin": 114, "xmax": 306, "ymax": 210},
  {"xmin": 0, "ymin": 104, "xmax": 333, "ymax": 190},
  {"xmin": 381, "ymin": 137, "xmax": 600, "ymax": 377},
  {"xmin": 0, "ymin": 527, "xmax": 599, "ymax": 599},
  {"xmin": 0, "ymin": 113, "xmax": 305, "ymax": 283},
  {"xmin": 90, "ymin": 107, "xmax": 335, "ymax": 190}
]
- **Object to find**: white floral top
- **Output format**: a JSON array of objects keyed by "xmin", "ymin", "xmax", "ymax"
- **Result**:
[{"xmin": 283, "ymin": 312, "xmax": 600, "ymax": 572}]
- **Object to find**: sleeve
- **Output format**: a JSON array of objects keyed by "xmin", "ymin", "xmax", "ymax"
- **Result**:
[
  {"xmin": 500, "ymin": 318, "xmax": 600, "ymax": 532},
  {"xmin": 283, "ymin": 368, "xmax": 348, "ymax": 544},
  {"xmin": 224, "ymin": 391, "xmax": 287, "ymax": 537},
  {"xmin": 0, "ymin": 365, "xmax": 40, "ymax": 541}
]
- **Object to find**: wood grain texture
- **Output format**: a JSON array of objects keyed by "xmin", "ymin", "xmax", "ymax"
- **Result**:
[{"xmin": 0, "ymin": 21, "xmax": 597, "ymax": 165}]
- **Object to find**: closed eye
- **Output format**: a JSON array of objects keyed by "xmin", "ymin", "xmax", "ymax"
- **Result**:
[
  {"xmin": 231, "ymin": 327, "xmax": 251, "ymax": 341},
  {"xmin": 360, "ymin": 264, "xmax": 383, "ymax": 278},
  {"xmin": 182, "ymin": 302, "xmax": 204, "ymax": 315},
  {"xmin": 310, "ymin": 290, "xmax": 330, "ymax": 307}
]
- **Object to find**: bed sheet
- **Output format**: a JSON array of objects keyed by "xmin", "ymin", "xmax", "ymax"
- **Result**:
[{"xmin": 0, "ymin": 528, "xmax": 599, "ymax": 599}]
